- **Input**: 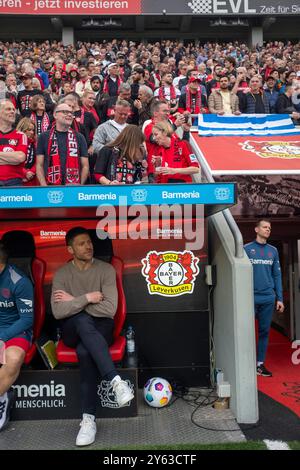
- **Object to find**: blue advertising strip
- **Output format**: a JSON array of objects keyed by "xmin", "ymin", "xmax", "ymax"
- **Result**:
[{"xmin": 0, "ymin": 183, "xmax": 236, "ymax": 209}]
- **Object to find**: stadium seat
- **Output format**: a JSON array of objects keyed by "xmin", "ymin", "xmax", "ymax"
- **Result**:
[
  {"xmin": 1, "ymin": 230, "xmax": 46, "ymax": 365},
  {"xmin": 56, "ymin": 231, "xmax": 127, "ymax": 364}
]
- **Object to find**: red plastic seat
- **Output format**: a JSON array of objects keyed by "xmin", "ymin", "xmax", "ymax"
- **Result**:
[
  {"xmin": 56, "ymin": 256, "xmax": 126, "ymax": 364},
  {"xmin": 1, "ymin": 230, "xmax": 46, "ymax": 364}
]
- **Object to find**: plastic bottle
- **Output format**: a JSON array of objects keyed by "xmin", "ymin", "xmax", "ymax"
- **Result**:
[{"xmin": 126, "ymin": 326, "xmax": 135, "ymax": 354}]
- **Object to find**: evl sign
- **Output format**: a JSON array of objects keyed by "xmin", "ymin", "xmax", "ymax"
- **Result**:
[{"xmin": 212, "ymin": 0, "xmax": 256, "ymax": 14}]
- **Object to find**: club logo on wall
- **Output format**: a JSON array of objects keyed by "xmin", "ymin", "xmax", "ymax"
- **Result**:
[
  {"xmin": 141, "ymin": 251, "xmax": 199, "ymax": 297},
  {"xmin": 241, "ymin": 141, "xmax": 300, "ymax": 159},
  {"xmin": 97, "ymin": 380, "xmax": 134, "ymax": 409}
]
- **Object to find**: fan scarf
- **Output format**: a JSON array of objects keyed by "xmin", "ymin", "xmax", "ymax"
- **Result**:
[
  {"xmin": 25, "ymin": 139, "xmax": 35, "ymax": 169},
  {"xmin": 102, "ymin": 76, "xmax": 122, "ymax": 95},
  {"xmin": 46, "ymin": 127, "xmax": 80, "ymax": 185},
  {"xmin": 110, "ymin": 147, "xmax": 140, "ymax": 184},
  {"xmin": 158, "ymin": 85, "xmax": 177, "ymax": 101},
  {"xmin": 186, "ymin": 88, "xmax": 202, "ymax": 114},
  {"xmin": 30, "ymin": 112, "xmax": 51, "ymax": 135}
]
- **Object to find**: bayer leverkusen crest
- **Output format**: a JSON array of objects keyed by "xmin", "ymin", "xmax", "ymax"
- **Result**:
[
  {"xmin": 241, "ymin": 141, "xmax": 300, "ymax": 159},
  {"xmin": 141, "ymin": 251, "xmax": 199, "ymax": 297}
]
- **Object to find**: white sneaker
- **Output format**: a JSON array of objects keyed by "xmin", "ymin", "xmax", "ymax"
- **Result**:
[
  {"xmin": 112, "ymin": 376, "xmax": 134, "ymax": 407},
  {"xmin": 76, "ymin": 414, "xmax": 97, "ymax": 446},
  {"xmin": 0, "ymin": 389, "xmax": 16, "ymax": 431}
]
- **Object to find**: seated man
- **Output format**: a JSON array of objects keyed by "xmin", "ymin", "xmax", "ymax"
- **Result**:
[
  {"xmin": 51, "ymin": 227, "xmax": 134, "ymax": 447},
  {"xmin": 0, "ymin": 242, "xmax": 34, "ymax": 431}
]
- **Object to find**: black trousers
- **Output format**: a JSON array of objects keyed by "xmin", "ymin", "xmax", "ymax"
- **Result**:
[{"xmin": 61, "ymin": 311, "xmax": 116, "ymax": 415}]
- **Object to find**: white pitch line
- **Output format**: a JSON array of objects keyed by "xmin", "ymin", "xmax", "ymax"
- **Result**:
[{"xmin": 264, "ymin": 439, "xmax": 290, "ymax": 450}]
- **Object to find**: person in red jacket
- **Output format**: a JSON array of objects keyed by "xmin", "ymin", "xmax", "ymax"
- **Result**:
[
  {"xmin": 0, "ymin": 99, "xmax": 27, "ymax": 186},
  {"xmin": 148, "ymin": 121, "xmax": 200, "ymax": 184}
]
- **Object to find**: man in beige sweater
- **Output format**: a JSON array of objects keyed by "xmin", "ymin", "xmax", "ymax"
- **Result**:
[
  {"xmin": 51, "ymin": 227, "xmax": 134, "ymax": 447},
  {"xmin": 208, "ymin": 76, "xmax": 240, "ymax": 115}
]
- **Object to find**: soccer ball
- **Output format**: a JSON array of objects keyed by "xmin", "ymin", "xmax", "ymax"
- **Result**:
[{"xmin": 143, "ymin": 377, "xmax": 173, "ymax": 408}]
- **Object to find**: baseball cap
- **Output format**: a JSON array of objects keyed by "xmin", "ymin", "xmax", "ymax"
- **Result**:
[
  {"xmin": 266, "ymin": 75, "xmax": 276, "ymax": 80},
  {"xmin": 117, "ymin": 52, "xmax": 125, "ymax": 58},
  {"xmin": 107, "ymin": 62, "xmax": 118, "ymax": 70},
  {"xmin": 188, "ymin": 76, "xmax": 201, "ymax": 83}
]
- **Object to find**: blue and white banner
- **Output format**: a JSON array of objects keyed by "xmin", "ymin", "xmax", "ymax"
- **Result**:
[
  {"xmin": 198, "ymin": 114, "xmax": 300, "ymax": 136},
  {"xmin": 0, "ymin": 183, "xmax": 236, "ymax": 209}
]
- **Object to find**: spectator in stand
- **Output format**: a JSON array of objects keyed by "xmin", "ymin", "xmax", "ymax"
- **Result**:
[
  {"xmin": 29, "ymin": 94, "xmax": 52, "ymax": 137},
  {"xmin": 260, "ymin": 55, "xmax": 275, "ymax": 81},
  {"xmin": 5, "ymin": 73, "xmax": 18, "ymax": 109},
  {"xmin": 197, "ymin": 63, "xmax": 208, "ymax": 86},
  {"xmin": 150, "ymin": 62, "xmax": 169, "ymax": 90},
  {"xmin": 81, "ymin": 89, "xmax": 100, "ymax": 126},
  {"xmin": 49, "ymin": 57, "xmax": 67, "ymax": 82},
  {"xmin": 264, "ymin": 75, "xmax": 280, "ymax": 114},
  {"xmin": 116, "ymin": 52, "xmax": 131, "ymax": 81},
  {"xmin": 134, "ymin": 85, "xmax": 155, "ymax": 127},
  {"xmin": 239, "ymin": 75, "xmax": 270, "ymax": 114},
  {"xmin": 279, "ymin": 70, "xmax": 297, "ymax": 94},
  {"xmin": 93, "ymin": 99, "xmax": 130, "ymax": 153},
  {"xmin": 90, "ymin": 75, "xmax": 102, "ymax": 94},
  {"xmin": 130, "ymin": 66, "xmax": 145, "ymax": 101},
  {"xmin": 206, "ymin": 64, "xmax": 224, "ymax": 96},
  {"xmin": 208, "ymin": 76, "xmax": 240, "ymax": 115},
  {"xmin": 224, "ymin": 56, "xmax": 236, "ymax": 77},
  {"xmin": 68, "ymin": 66, "xmax": 80, "ymax": 91},
  {"xmin": 178, "ymin": 77, "xmax": 208, "ymax": 116},
  {"xmin": 16, "ymin": 117, "xmax": 37, "ymax": 185},
  {"xmin": 32, "ymin": 58, "xmax": 49, "ymax": 89},
  {"xmin": 148, "ymin": 121, "xmax": 199, "ymax": 184},
  {"xmin": 17, "ymin": 70, "xmax": 41, "ymax": 117},
  {"xmin": 94, "ymin": 125, "xmax": 146, "ymax": 185},
  {"xmin": 75, "ymin": 66, "xmax": 92, "ymax": 97},
  {"xmin": 154, "ymin": 72, "xmax": 181, "ymax": 105},
  {"xmin": 101, "ymin": 82, "xmax": 137, "ymax": 124},
  {"xmin": 59, "ymin": 93, "xmax": 97, "ymax": 156},
  {"xmin": 100, "ymin": 63, "xmax": 122, "ymax": 99},
  {"xmin": 0, "ymin": 99, "xmax": 27, "ymax": 186},
  {"xmin": 173, "ymin": 63, "xmax": 189, "ymax": 89},
  {"xmin": 143, "ymin": 100, "xmax": 188, "ymax": 160},
  {"xmin": 36, "ymin": 102, "xmax": 89, "ymax": 186},
  {"xmin": 275, "ymin": 84, "xmax": 300, "ymax": 123}
]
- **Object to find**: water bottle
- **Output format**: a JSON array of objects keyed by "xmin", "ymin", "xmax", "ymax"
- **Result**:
[{"xmin": 126, "ymin": 326, "xmax": 135, "ymax": 354}]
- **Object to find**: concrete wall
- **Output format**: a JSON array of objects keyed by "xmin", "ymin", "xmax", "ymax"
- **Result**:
[{"xmin": 209, "ymin": 212, "xmax": 258, "ymax": 424}]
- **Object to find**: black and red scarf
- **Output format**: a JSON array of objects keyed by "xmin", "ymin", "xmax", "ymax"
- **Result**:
[
  {"xmin": 110, "ymin": 147, "xmax": 137, "ymax": 184},
  {"xmin": 186, "ymin": 88, "xmax": 202, "ymax": 114},
  {"xmin": 25, "ymin": 139, "xmax": 36, "ymax": 169},
  {"xmin": 158, "ymin": 85, "xmax": 177, "ymax": 101},
  {"xmin": 102, "ymin": 76, "xmax": 122, "ymax": 95},
  {"xmin": 30, "ymin": 112, "xmax": 51, "ymax": 136},
  {"xmin": 47, "ymin": 126, "xmax": 80, "ymax": 185}
]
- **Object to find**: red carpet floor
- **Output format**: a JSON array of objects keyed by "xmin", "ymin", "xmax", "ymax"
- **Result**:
[{"xmin": 257, "ymin": 328, "xmax": 300, "ymax": 417}]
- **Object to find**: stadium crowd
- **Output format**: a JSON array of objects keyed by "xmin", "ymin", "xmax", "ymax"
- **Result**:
[{"xmin": 1, "ymin": 38, "xmax": 300, "ymax": 186}]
